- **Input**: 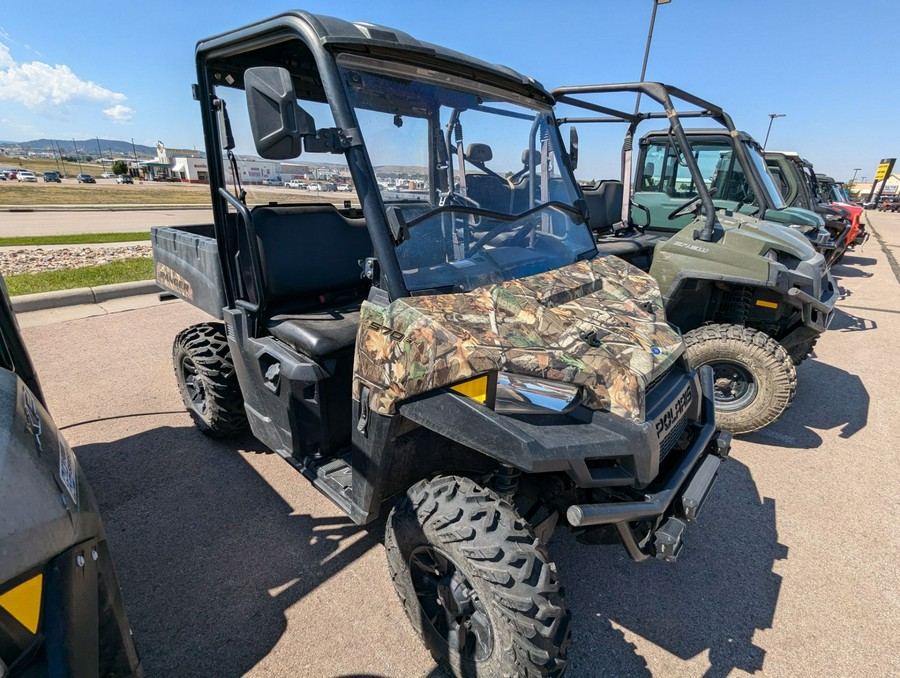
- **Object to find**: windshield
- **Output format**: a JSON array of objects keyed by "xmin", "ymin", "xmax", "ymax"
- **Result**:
[
  {"xmin": 338, "ymin": 55, "xmax": 595, "ymax": 293},
  {"xmin": 742, "ymin": 142, "xmax": 786, "ymax": 209}
]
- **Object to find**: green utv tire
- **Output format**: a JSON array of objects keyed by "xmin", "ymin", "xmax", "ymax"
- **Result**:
[
  {"xmin": 173, "ymin": 322, "xmax": 248, "ymax": 438},
  {"xmin": 685, "ymin": 324, "xmax": 797, "ymax": 434},
  {"xmin": 385, "ymin": 475, "xmax": 571, "ymax": 678},
  {"xmin": 786, "ymin": 336, "xmax": 818, "ymax": 366}
]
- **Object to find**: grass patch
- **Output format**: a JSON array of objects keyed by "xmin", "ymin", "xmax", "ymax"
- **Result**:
[
  {"xmin": 0, "ymin": 182, "xmax": 213, "ymax": 206},
  {"xmin": 0, "ymin": 232, "xmax": 151, "ymax": 246},
  {"xmin": 5, "ymin": 258, "xmax": 154, "ymax": 296}
]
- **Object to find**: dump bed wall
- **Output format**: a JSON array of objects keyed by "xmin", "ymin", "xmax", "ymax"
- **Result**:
[{"xmin": 151, "ymin": 225, "xmax": 226, "ymax": 319}]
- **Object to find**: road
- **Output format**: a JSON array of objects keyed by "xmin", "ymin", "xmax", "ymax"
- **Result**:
[
  {"xmin": 0, "ymin": 208, "xmax": 213, "ymax": 236},
  {"xmin": 20, "ymin": 211, "xmax": 900, "ymax": 677}
]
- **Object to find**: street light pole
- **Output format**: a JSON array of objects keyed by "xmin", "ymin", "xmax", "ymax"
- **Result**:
[
  {"xmin": 851, "ymin": 168, "xmax": 861, "ymax": 182},
  {"xmin": 634, "ymin": 0, "xmax": 671, "ymax": 115},
  {"xmin": 762, "ymin": 113, "xmax": 786, "ymax": 150}
]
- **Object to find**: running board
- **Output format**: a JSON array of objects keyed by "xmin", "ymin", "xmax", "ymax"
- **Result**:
[{"xmin": 300, "ymin": 454, "xmax": 356, "ymax": 517}]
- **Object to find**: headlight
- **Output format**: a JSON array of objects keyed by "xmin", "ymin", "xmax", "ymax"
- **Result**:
[
  {"xmin": 794, "ymin": 224, "xmax": 819, "ymax": 234},
  {"xmin": 451, "ymin": 373, "xmax": 581, "ymax": 414},
  {"xmin": 824, "ymin": 214, "xmax": 844, "ymax": 222},
  {"xmin": 495, "ymin": 372, "xmax": 580, "ymax": 415}
]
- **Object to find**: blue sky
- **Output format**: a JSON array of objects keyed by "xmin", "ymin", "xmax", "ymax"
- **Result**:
[{"xmin": 0, "ymin": 0, "xmax": 896, "ymax": 181}]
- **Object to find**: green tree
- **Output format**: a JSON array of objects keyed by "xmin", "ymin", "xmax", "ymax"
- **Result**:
[{"xmin": 111, "ymin": 160, "xmax": 128, "ymax": 176}]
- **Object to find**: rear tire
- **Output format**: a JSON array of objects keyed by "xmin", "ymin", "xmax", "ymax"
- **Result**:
[
  {"xmin": 685, "ymin": 324, "xmax": 797, "ymax": 434},
  {"xmin": 173, "ymin": 322, "xmax": 247, "ymax": 438},
  {"xmin": 385, "ymin": 475, "xmax": 570, "ymax": 678}
]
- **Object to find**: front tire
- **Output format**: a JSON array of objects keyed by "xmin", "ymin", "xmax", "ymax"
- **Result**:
[
  {"xmin": 173, "ymin": 322, "xmax": 247, "ymax": 438},
  {"xmin": 385, "ymin": 476, "xmax": 570, "ymax": 678},
  {"xmin": 685, "ymin": 324, "xmax": 797, "ymax": 434}
]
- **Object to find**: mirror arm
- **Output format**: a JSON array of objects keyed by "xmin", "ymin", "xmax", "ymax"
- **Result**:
[{"xmin": 303, "ymin": 126, "xmax": 362, "ymax": 154}]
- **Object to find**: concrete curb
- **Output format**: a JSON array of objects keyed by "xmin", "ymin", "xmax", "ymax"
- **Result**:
[{"xmin": 11, "ymin": 280, "xmax": 161, "ymax": 313}]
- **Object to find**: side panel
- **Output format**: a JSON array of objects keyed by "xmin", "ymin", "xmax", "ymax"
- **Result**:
[{"xmin": 151, "ymin": 225, "xmax": 226, "ymax": 319}]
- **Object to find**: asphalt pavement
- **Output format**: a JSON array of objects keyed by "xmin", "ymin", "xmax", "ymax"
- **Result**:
[
  {"xmin": 0, "ymin": 208, "xmax": 213, "ymax": 236},
  {"xmin": 20, "ymin": 211, "xmax": 900, "ymax": 677}
]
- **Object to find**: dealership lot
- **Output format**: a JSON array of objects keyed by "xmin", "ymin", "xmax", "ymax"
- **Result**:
[{"xmin": 18, "ymin": 212, "xmax": 900, "ymax": 677}]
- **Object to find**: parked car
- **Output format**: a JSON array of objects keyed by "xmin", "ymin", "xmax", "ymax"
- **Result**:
[
  {"xmin": 286, "ymin": 179, "xmax": 307, "ymax": 189},
  {"xmin": 42, "ymin": 171, "xmax": 62, "ymax": 183},
  {"xmin": 116, "ymin": 174, "xmax": 134, "ymax": 184},
  {"xmin": 307, "ymin": 182, "xmax": 322, "ymax": 191},
  {"xmin": 17, "ymin": 171, "xmax": 37, "ymax": 182},
  {"xmin": 336, "ymin": 183, "xmax": 352, "ymax": 192},
  {"xmin": 100, "ymin": 172, "xmax": 116, "ymax": 179},
  {"xmin": 261, "ymin": 177, "xmax": 281, "ymax": 186},
  {"xmin": 5, "ymin": 171, "xmax": 18, "ymax": 180},
  {"xmin": 76, "ymin": 174, "xmax": 96, "ymax": 184}
]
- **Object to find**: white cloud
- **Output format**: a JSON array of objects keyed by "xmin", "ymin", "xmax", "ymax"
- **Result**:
[
  {"xmin": 103, "ymin": 104, "xmax": 134, "ymax": 124},
  {"xmin": 0, "ymin": 41, "xmax": 127, "ymax": 108}
]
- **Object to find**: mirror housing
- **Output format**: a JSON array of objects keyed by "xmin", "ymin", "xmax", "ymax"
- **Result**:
[
  {"xmin": 569, "ymin": 127, "xmax": 579, "ymax": 170},
  {"xmin": 244, "ymin": 66, "xmax": 314, "ymax": 159}
]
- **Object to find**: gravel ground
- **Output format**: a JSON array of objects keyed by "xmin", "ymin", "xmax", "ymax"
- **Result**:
[{"xmin": 0, "ymin": 244, "xmax": 151, "ymax": 275}]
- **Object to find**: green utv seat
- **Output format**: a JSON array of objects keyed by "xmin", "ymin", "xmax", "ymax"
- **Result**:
[{"xmin": 250, "ymin": 204, "xmax": 373, "ymax": 358}]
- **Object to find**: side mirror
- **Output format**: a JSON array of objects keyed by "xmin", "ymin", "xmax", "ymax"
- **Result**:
[
  {"xmin": 569, "ymin": 127, "xmax": 579, "ymax": 170},
  {"xmin": 244, "ymin": 66, "xmax": 314, "ymax": 159}
]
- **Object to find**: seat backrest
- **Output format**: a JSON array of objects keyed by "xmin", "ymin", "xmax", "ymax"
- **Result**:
[
  {"xmin": 251, "ymin": 205, "xmax": 372, "ymax": 311},
  {"xmin": 581, "ymin": 180, "xmax": 624, "ymax": 232},
  {"xmin": 466, "ymin": 173, "xmax": 511, "ymax": 213}
]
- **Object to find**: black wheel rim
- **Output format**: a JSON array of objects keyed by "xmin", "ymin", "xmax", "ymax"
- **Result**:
[
  {"xmin": 409, "ymin": 545, "xmax": 493, "ymax": 662},
  {"xmin": 181, "ymin": 357, "xmax": 208, "ymax": 415},
  {"xmin": 711, "ymin": 361, "xmax": 757, "ymax": 411}
]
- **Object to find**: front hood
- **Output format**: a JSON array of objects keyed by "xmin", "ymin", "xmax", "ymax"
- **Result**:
[
  {"xmin": 765, "ymin": 206, "xmax": 825, "ymax": 227},
  {"xmin": 353, "ymin": 256, "xmax": 683, "ymax": 421},
  {"xmin": 716, "ymin": 212, "xmax": 817, "ymax": 259}
]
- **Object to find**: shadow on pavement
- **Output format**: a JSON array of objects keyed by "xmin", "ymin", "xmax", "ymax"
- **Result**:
[
  {"xmin": 742, "ymin": 360, "xmax": 869, "ymax": 449},
  {"xmin": 556, "ymin": 459, "xmax": 785, "ymax": 677},
  {"xmin": 830, "ymin": 307, "xmax": 877, "ymax": 332},
  {"xmin": 74, "ymin": 425, "xmax": 381, "ymax": 677},
  {"xmin": 836, "ymin": 254, "xmax": 876, "ymax": 267}
]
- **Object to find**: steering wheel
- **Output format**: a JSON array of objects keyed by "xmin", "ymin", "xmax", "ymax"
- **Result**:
[
  {"xmin": 667, "ymin": 187, "xmax": 717, "ymax": 221},
  {"xmin": 440, "ymin": 190, "xmax": 481, "ymax": 210},
  {"xmin": 468, "ymin": 217, "xmax": 538, "ymax": 255}
]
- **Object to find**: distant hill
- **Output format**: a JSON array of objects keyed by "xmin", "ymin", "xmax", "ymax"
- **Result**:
[{"xmin": 0, "ymin": 138, "xmax": 158, "ymax": 157}]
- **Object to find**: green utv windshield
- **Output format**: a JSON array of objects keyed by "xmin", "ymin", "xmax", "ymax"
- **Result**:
[{"xmin": 337, "ymin": 55, "xmax": 595, "ymax": 293}]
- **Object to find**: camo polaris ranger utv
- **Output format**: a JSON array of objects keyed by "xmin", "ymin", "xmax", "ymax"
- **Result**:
[
  {"xmin": 0, "ymin": 276, "xmax": 142, "ymax": 676},
  {"xmin": 152, "ymin": 12, "xmax": 730, "ymax": 677},
  {"xmin": 553, "ymin": 82, "xmax": 838, "ymax": 433}
]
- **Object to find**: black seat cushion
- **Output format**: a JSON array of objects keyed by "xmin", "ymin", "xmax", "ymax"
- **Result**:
[{"xmin": 266, "ymin": 303, "xmax": 361, "ymax": 358}]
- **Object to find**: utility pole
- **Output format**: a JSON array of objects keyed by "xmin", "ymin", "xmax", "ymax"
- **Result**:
[
  {"xmin": 95, "ymin": 136, "xmax": 103, "ymax": 164},
  {"xmin": 54, "ymin": 140, "xmax": 69, "ymax": 178},
  {"xmin": 762, "ymin": 113, "xmax": 786, "ymax": 150},
  {"xmin": 73, "ymin": 139, "xmax": 84, "ymax": 174},
  {"xmin": 634, "ymin": 0, "xmax": 672, "ymax": 115}
]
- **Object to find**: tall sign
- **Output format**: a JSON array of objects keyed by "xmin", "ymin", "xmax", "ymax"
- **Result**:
[{"xmin": 868, "ymin": 157, "xmax": 896, "ymax": 202}]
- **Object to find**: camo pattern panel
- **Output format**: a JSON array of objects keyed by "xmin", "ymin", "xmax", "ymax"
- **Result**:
[{"xmin": 353, "ymin": 255, "xmax": 683, "ymax": 420}]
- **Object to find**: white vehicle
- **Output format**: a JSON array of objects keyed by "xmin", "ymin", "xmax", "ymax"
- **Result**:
[
  {"xmin": 100, "ymin": 172, "xmax": 116, "ymax": 179},
  {"xmin": 336, "ymin": 184, "xmax": 352, "ymax": 192},
  {"xmin": 16, "ymin": 171, "xmax": 37, "ymax": 182},
  {"xmin": 286, "ymin": 180, "xmax": 307, "ymax": 189},
  {"xmin": 307, "ymin": 182, "xmax": 322, "ymax": 191}
]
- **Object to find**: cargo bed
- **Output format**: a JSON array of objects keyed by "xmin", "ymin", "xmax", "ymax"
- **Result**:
[{"xmin": 151, "ymin": 224, "xmax": 226, "ymax": 318}]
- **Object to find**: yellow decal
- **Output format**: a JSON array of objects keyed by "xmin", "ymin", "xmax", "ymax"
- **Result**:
[
  {"xmin": 0, "ymin": 574, "xmax": 42, "ymax": 634},
  {"xmin": 451, "ymin": 375, "xmax": 488, "ymax": 403},
  {"xmin": 755, "ymin": 299, "xmax": 779, "ymax": 309},
  {"xmin": 156, "ymin": 262, "xmax": 193, "ymax": 300}
]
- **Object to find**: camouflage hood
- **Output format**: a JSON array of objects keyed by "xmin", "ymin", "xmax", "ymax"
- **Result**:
[{"xmin": 353, "ymin": 255, "xmax": 683, "ymax": 421}]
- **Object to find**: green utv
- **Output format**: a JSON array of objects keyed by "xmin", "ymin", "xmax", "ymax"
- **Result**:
[
  {"xmin": 553, "ymin": 83, "xmax": 838, "ymax": 433},
  {"xmin": 152, "ymin": 12, "xmax": 730, "ymax": 677},
  {"xmin": 590, "ymin": 105, "xmax": 844, "ymax": 267},
  {"xmin": 0, "ymin": 277, "xmax": 142, "ymax": 675}
]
